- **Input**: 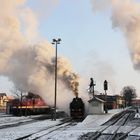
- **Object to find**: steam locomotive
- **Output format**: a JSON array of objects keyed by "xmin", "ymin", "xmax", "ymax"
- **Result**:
[{"xmin": 70, "ymin": 97, "xmax": 85, "ymax": 119}]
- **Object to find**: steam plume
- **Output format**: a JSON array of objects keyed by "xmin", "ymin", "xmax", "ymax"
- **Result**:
[
  {"xmin": 0, "ymin": 0, "xmax": 79, "ymax": 111},
  {"xmin": 91, "ymin": 0, "xmax": 140, "ymax": 70}
]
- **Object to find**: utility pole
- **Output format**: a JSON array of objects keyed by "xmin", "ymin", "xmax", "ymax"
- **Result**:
[
  {"xmin": 52, "ymin": 38, "xmax": 61, "ymax": 121},
  {"xmin": 104, "ymin": 80, "xmax": 108, "ymax": 113}
]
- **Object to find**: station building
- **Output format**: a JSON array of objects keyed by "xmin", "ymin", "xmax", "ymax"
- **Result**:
[{"xmin": 88, "ymin": 96, "xmax": 105, "ymax": 114}]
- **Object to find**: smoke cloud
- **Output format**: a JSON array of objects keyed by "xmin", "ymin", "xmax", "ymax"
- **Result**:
[
  {"xmin": 91, "ymin": 0, "xmax": 140, "ymax": 70},
  {"xmin": 0, "ymin": 0, "xmax": 79, "ymax": 112}
]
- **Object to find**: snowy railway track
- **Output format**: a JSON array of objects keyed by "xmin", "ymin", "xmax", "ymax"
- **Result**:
[
  {"xmin": 0, "ymin": 114, "xmax": 52, "ymax": 129},
  {"xmin": 15, "ymin": 118, "xmax": 77, "ymax": 140},
  {"xmin": 0, "ymin": 118, "xmax": 37, "ymax": 129},
  {"xmin": 79, "ymin": 109, "xmax": 139, "ymax": 140}
]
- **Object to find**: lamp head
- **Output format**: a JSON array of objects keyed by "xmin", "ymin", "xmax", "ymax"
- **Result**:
[
  {"xmin": 58, "ymin": 38, "xmax": 61, "ymax": 42},
  {"xmin": 53, "ymin": 39, "xmax": 57, "ymax": 42}
]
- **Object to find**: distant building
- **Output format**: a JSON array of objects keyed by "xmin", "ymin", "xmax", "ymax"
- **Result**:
[
  {"xmin": 132, "ymin": 98, "xmax": 140, "ymax": 107},
  {"xmin": 0, "ymin": 93, "xmax": 8, "ymax": 107},
  {"xmin": 0, "ymin": 93, "xmax": 9, "ymax": 112},
  {"xmin": 96, "ymin": 94, "xmax": 124, "ymax": 109},
  {"xmin": 115, "ymin": 95, "xmax": 125, "ymax": 108},
  {"xmin": 88, "ymin": 96, "xmax": 105, "ymax": 114}
]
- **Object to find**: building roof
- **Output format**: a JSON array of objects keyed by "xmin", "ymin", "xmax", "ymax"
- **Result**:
[
  {"xmin": 88, "ymin": 96, "xmax": 105, "ymax": 103},
  {"xmin": 0, "ymin": 93, "xmax": 7, "ymax": 97},
  {"xmin": 96, "ymin": 94, "xmax": 124, "ymax": 102}
]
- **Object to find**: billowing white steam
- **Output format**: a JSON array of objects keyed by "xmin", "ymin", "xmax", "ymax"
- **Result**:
[
  {"xmin": 0, "ymin": 0, "xmax": 79, "ymax": 111},
  {"xmin": 91, "ymin": 0, "xmax": 140, "ymax": 70}
]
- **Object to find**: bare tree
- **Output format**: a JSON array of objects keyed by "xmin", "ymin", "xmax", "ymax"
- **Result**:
[
  {"xmin": 26, "ymin": 92, "xmax": 39, "ymax": 110},
  {"xmin": 11, "ymin": 88, "xmax": 27, "ymax": 116},
  {"xmin": 121, "ymin": 86, "xmax": 137, "ymax": 107}
]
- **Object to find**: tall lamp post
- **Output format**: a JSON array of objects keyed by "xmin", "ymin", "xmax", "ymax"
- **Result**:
[
  {"xmin": 104, "ymin": 80, "xmax": 108, "ymax": 113},
  {"xmin": 52, "ymin": 38, "xmax": 61, "ymax": 120}
]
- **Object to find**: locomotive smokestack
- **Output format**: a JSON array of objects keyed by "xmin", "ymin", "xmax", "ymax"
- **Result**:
[
  {"xmin": 72, "ymin": 81, "xmax": 79, "ymax": 97},
  {"xmin": 75, "ymin": 92, "xmax": 78, "ymax": 98}
]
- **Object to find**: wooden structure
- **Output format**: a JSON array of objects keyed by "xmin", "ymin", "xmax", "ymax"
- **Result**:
[{"xmin": 88, "ymin": 97, "xmax": 105, "ymax": 114}]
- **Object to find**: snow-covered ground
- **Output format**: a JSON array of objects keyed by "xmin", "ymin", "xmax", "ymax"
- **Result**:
[
  {"xmin": 42, "ymin": 109, "xmax": 125, "ymax": 140},
  {"xmin": 0, "ymin": 116, "xmax": 62, "ymax": 140},
  {"xmin": 0, "ymin": 109, "xmax": 125, "ymax": 140},
  {"xmin": 1, "ymin": 108, "xmax": 140, "ymax": 139}
]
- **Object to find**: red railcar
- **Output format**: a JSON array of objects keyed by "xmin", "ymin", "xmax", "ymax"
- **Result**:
[{"xmin": 8, "ymin": 97, "xmax": 50, "ymax": 116}]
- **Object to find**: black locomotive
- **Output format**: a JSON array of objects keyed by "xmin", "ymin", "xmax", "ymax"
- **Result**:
[{"xmin": 70, "ymin": 97, "xmax": 85, "ymax": 119}]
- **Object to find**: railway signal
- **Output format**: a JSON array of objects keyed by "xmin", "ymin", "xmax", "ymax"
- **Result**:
[
  {"xmin": 89, "ymin": 78, "xmax": 96, "ymax": 97},
  {"xmin": 104, "ymin": 80, "xmax": 108, "ymax": 113}
]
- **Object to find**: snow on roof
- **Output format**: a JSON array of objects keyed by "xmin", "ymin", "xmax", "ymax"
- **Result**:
[{"xmin": 88, "ymin": 96, "xmax": 105, "ymax": 103}]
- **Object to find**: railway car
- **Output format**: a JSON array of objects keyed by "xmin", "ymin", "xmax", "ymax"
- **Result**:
[
  {"xmin": 7, "ymin": 98, "xmax": 51, "ymax": 116},
  {"xmin": 10, "ymin": 106, "xmax": 51, "ymax": 116},
  {"xmin": 70, "ymin": 97, "xmax": 85, "ymax": 119}
]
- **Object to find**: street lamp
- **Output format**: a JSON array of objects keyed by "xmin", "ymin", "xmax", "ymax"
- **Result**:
[
  {"xmin": 52, "ymin": 38, "xmax": 61, "ymax": 120},
  {"xmin": 104, "ymin": 80, "xmax": 108, "ymax": 113}
]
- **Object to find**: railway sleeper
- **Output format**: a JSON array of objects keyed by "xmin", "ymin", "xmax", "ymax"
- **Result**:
[
  {"xmin": 78, "ymin": 132, "xmax": 99, "ymax": 140},
  {"xmin": 88, "ymin": 132, "xmax": 101, "ymax": 140},
  {"xmin": 117, "ymin": 133, "xmax": 128, "ymax": 140},
  {"xmin": 107, "ymin": 133, "xmax": 125, "ymax": 140}
]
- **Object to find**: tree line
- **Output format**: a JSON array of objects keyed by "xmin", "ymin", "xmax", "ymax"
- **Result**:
[{"xmin": 121, "ymin": 86, "xmax": 137, "ymax": 107}]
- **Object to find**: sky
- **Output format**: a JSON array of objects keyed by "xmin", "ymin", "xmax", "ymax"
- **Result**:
[{"xmin": 1, "ymin": 0, "xmax": 140, "ymax": 97}]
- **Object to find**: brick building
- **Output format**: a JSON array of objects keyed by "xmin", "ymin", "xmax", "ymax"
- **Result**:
[
  {"xmin": 96, "ymin": 94, "xmax": 125, "ymax": 109},
  {"xmin": 0, "ymin": 93, "xmax": 9, "ymax": 112}
]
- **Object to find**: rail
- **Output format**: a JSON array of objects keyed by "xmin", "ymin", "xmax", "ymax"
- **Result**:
[{"xmin": 79, "ymin": 109, "xmax": 136, "ymax": 140}]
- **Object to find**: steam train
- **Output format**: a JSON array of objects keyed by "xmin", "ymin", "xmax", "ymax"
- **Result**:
[{"xmin": 70, "ymin": 97, "xmax": 85, "ymax": 119}]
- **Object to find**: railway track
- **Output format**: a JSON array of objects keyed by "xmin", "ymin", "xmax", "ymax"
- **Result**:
[
  {"xmin": 0, "ymin": 114, "xmax": 52, "ymax": 129},
  {"xmin": 79, "ymin": 109, "xmax": 140, "ymax": 140},
  {"xmin": 15, "ymin": 118, "xmax": 77, "ymax": 140}
]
